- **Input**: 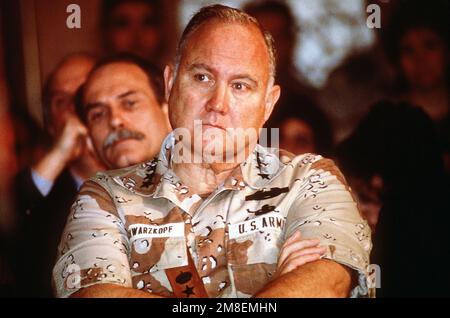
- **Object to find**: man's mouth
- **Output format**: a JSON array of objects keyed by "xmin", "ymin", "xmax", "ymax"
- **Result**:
[{"xmin": 202, "ymin": 123, "xmax": 226, "ymax": 131}]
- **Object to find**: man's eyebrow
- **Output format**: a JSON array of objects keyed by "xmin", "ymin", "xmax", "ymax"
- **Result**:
[
  {"xmin": 84, "ymin": 102, "xmax": 106, "ymax": 113},
  {"xmin": 84, "ymin": 90, "xmax": 139, "ymax": 113},
  {"xmin": 118, "ymin": 90, "xmax": 138, "ymax": 99},
  {"xmin": 188, "ymin": 63, "xmax": 213, "ymax": 73}
]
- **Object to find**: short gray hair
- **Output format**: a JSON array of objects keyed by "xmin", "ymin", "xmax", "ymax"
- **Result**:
[{"xmin": 174, "ymin": 4, "xmax": 277, "ymax": 84}]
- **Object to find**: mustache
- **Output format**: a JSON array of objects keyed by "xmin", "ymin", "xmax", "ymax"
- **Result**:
[{"xmin": 103, "ymin": 129, "xmax": 145, "ymax": 150}]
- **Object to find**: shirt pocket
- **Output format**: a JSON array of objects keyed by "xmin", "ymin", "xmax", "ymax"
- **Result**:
[
  {"xmin": 128, "ymin": 223, "xmax": 188, "ymax": 273},
  {"xmin": 226, "ymin": 215, "xmax": 284, "ymax": 296},
  {"xmin": 227, "ymin": 214, "xmax": 285, "ymax": 266}
]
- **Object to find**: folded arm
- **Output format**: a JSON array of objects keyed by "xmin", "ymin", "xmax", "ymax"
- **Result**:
[
  {"xmin": 255, "ymin": 259, "xmax": 352, "ymax": 298},
  {"xmin": 254, "ymin": 230, "xmax": 352, "ymax": 298}
]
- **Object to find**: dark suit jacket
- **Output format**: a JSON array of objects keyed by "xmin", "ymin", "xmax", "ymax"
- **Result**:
[{"xmin": 12, "ymin": 168, "xmax": 79, "ymax": 297}]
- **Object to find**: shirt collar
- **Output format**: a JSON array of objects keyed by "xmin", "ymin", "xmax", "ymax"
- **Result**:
[
  {"xmin": 121, "ymin": 132, "xmax": 286, "ymax": 203},
  {"xmin": 70, "ymin": 170, "xmax": 85, "ymax": 191}
]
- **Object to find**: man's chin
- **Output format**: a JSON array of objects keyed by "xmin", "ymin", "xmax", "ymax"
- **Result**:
[
  {"xmin": 109, "ymin": 155, "xmax": 139, "ymax": 169},
  {"xmin": 106, "ymin": 151, "xmax": 143, "ymax": 169}
]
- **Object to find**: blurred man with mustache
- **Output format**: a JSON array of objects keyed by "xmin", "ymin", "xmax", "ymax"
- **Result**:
[{"xmin": 76, "ymin": 54, "xmax": 170, "ymax": 170}]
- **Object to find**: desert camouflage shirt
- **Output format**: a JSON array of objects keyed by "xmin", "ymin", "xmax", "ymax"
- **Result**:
[{"xmin": 53, "ymin": 133, "xmax": 372, "ymax": 298}]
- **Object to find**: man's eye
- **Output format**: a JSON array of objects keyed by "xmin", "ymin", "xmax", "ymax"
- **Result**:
[
  {"xmin": 88, "ymin": 109, "xmax": 106, "ymax": 122},
  {"xmin": 194, "ymin": 74, "xmax": 210, "ymax": 82},
  {"xmin": 232, "ymin": 82, "xmax": 248, "ymax": 91},
  {"xmin": 123, "ymin": 100, "xmax": 137, "ymax": 108}
]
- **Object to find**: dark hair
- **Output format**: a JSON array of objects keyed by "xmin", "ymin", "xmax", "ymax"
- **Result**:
[
  {"xmin": 75, "ymin": 53, "xmax": 165, "ymax": 123},
  {"xmin": 335, "ymin": 100, "xmax": 444, "ymax": 193},
  {"xmin": 100, "ymin": 0, "xmax": 162, "ymax": 30},
  {"xmin": 384, "ymin": 0, "xmax": 449, "ymax": 63}
]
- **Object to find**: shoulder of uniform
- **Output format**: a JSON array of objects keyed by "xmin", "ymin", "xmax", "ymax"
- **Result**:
[
  {"xmin": 278, "ymin": 149, "xmax": 296, "ymax": 164},
  {"xmin": 90, "ymin": 157, "xmax": 160, "ymax": 194},
  {"xmin": 289, "ymin": 154, "xmax": 350, "ymax": 188},
  {"xmin": 289, "ymin": 152, "xmax": 324, "ymax": 166},
  {"xmin": 90, "ymin": 164, "xmax": 139, "ymax": 183}
]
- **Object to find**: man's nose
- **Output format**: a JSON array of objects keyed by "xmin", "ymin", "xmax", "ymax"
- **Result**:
[
  {"xmin": 109, "ymin": 108, "xmax": 125, "ymax": 129},
  {"xmin": 205, "ymin": 83, "xmax": 229, "ymax": 115}
]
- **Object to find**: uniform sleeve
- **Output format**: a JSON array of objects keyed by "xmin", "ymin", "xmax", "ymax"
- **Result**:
[
  {"xmin": 285, "ymin": 158, "xmax": 373, "ymax": 298},
  {"xmin": 52, "ymin": 179, "xmax": 132, "ymax": 298}
]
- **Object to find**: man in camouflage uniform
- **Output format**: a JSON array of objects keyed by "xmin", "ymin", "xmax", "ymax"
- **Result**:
[{"xmin": 53, "ymin": 5, "xmax": 372, "ymax": 298}]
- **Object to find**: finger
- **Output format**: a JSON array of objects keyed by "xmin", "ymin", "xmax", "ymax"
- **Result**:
[
  {"xmin": 278, "ymin": 246, "xmax": 325, "ymax": 270},
  {"xmin": 278, "ymin": 238, "xmax": 321, "ymax": 267},
  {"xmin": 278, "ymin": 253, "xmax": 322, "ymax": 276},
  {"xmin": 67, "ymin": 115, "xmax": 87, "ymax": 131},
  {"xmin": 278, "ymin": 246, "xmax": 326, "ymax": 269},
  {"xmin": 77, "ymin": 125, "xmax": 88, "ymax": 136},
  {"xmin": 75, "ymin": 134, "xmax": 87, "ymax": 154},
  {"xmin": 283, "ymin": 230, "xmax": 301, "ymax": 247},
  {"xmin": 85, "ymin": 136, "xmax": 96, "ymax": 154},
  {"xmin": 283, "ymin": 231, "xmax": 320, "ymax": 251},
  {"xmin": 278, "ymin": 239, "xmax": 321, "ymax": 267}
]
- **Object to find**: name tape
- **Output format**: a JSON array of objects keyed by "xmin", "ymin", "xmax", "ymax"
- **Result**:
[
  {"xmin": 128, "ymin": 223, "xmax": 184, "ymax": 241},
  {"xmin": 229, "ymin": 215, "xmax": 285, "ymax": 239}
]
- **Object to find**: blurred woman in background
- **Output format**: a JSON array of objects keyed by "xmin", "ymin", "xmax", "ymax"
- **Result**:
[
  {"xmin": 385, "ymin": 0, "xmax": 450, "ymax": 175},
  {"xmin": 336, "ymin": 100, "xmax": 450, "ymax": 297}
]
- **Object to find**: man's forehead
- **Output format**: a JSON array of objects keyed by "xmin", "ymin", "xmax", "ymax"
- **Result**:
[
  {"xmin": 85, "ymin": 63, "xmax": 150, "ymax": 96},
  {"xmin": 181, "ymin": 21, "xmax": 270, "ymax": 77}
]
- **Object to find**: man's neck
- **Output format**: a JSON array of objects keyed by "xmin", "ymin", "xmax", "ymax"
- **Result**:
[
  {"xmin": 172, "ymin": 161, "xmax": 240, "ymax": 196},
  {"xmin": 69, "ymin": 155, "xmax": 105, "ymax": 182}
]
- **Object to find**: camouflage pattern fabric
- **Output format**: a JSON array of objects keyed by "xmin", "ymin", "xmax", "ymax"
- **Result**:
[{"xmin": 53, "ymin": 133, "xmax": 372, "ymax": 298}]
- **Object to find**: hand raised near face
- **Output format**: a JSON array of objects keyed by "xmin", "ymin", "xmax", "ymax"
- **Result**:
[{"xmin": 53, "ymin": 114, "xmax": 88, "ymax": 163}]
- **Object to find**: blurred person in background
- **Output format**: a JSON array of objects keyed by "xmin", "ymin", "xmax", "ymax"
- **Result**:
[
  {"xmin": 11, "ymin": 53, "xmax": 106, "ymax": 297},
  {"xmin": 335, "ymin": 100, "xmax": 450, "ymax": 297},
  {"xmin": 271, "ymin": 104, "xmax": 333, "ymax": 157},
  {"xmin": 244, "ymin": 0, "xmax": 328, "ymax": 140},
  {"xmin": 384, "ymin": 0, "xmax": 450, "ymax": 176},
  {"xmin": 101, "ymin": 0, "xmax": 166, "ymax": 68},
  {"xmin": 318, "ymin": 0, "xmax": 398, "ymax": 144}
]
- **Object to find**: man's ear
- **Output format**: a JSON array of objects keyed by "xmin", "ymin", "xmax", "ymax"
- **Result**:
[
  {"xmin": 164, "ymin": 65, "xmax": 175, "ymax": 103},
  {"xmin": 161, "ymin": 102, "xmax": 173, "ymax": 131},
  {"xmin": 263, "ymin": 84, "xmax": 281, "ymax": 122}
]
